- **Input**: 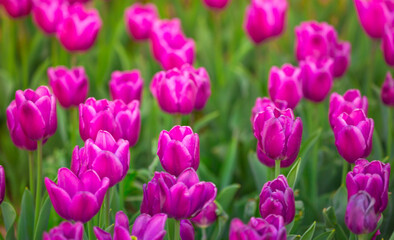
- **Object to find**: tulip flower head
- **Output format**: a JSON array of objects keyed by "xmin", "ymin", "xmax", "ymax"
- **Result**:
[
  {"xmin": 0, "ymin": 166, "xmax": 5, "ymax": 205},
  {"xmin": 382, "ymin": 18, "xmax": 394, "ymax": 66},
  {"xmin": 2, "ymin": 0, "xmax": 32, "ymax": 18},
  {"xmin": 250, "ymin": 97, "xmax": 287, "ymax": 125},
  {"xmin": 94, "ymin": 211, "xmax": 130, "ymax": 240},
  {"xmin": 381, "ymin": 72, "xmax": 394, "ymax": 106},
  {"xmin": 180, "ymin": 220, "xmax": 195, "ymax": 240},
  {"xmin": 203, "ymin": 0, "xmax": 230, "ymax": 10},
  {"xmin": 191, "ymin": 202, "xmax": 217, "ymax": 228},
  {"xmin": 124, "ymin": 3, "xmax": 159, "ymax": 40},
  {"xmin": 32, "ymin": 0, "xmax": 68, "ymax": 34},
  {"xmin": 181, "ymin": 64, "xmax": 211, "ymax": 111},
  {"xmin": 109, "ymin": 70, "xmax": 144, "ymax": 104},
  {"xmin": 131, "ymin": 213, "xmax": 168, "ymax": 240},
  {"xmin": 43, "ymin": 221, "xmax": 84, "ymax": 240},
  {"xmin": 330, "ymin": 41, "xmax": 351, "ymax": 78}
]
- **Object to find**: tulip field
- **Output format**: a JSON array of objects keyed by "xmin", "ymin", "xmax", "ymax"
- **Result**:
[{"xmin": 0, "ymin": 0, "xmax": 394, "ymax": 239}]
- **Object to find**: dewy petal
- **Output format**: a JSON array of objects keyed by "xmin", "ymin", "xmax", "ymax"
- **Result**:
[{"xmin": 69, "ymin": 192, "xmax": 100, "ymax": 223}]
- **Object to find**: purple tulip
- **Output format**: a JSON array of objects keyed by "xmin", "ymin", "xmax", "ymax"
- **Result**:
[
  {"xmin": 253, "ymin": 107, "xmax": 303, "ymax": 168},
  {"xmin": 2, "ymin": 0, "xmax": 32, "ymax": 18},
  {"xmin": 150, "ymin": 67, "xmax": 198, "ymax": 115},
  {"xmin": 140, "ymin": 168, "xmax": 217, "ymax": 220},
  {"xmin": 345, "ymin": 191, "xmax": 379, "ymax": 235},
  {"xmin": 259, "ymin": 175, "xmax": 295, "ymax": 225},
  {"xmin": 334, "ymin": 109, "xmax": 374, "ymax": 163},
  {"xmin": 346, "ymin": 159, "xmax": 390, "ymax": 214},
  {"xmin": 45, "ymin": 168, "xmax": 109, "ymax": 222},
  {"xmin": 330, "ymin": 41, "xmax": 351, "ymax": 78},
  {"xmin": 329, "ymin": 89, "xmax": 368, "ymax": 129},
  {"xmin": 124, "ymin": 3, "xmax": 158, "ymax": 41},
  {"xmin": 32, "ymin": 0, "xmax": 68, "ymax": 34},
  {"xmin": 181, "ymin": 64, "xmax": 211, "ymax": 110},
  {"xmin": 0, "ymin": 166, "xmax": 5, "ymax": 205},
  {"xmin": 131, "ymin": 213, "xmax": 168, "ymax": 240},
  {"xmin": 301, "ymin": 57, "xmax": 334, "ymax": 102},
  {"xmin": 244, "ymin": 0, "xmax": 288, "ymax": 44},
  {"xmin": 203, "ymin": 0, "xmax": 230, "ymax": 10},
  {"xmin": 268, "ymin": 64, "xmax": 302, "ymax": 109},
  {"xmin": 180, "ymin": 220, "xmax": 195, "ymax": 240},
  {"xmin": 150, "ymin": 19, "xmax": 195, "ymax": 70},
  {"xmin": 382, "ymin": 17, "xmax": 394, "ymax": 66},
  {"xmin": 250, "ymin": 97, "xmax": 287, "ymax": 125},
  {"xmin": 381, "ymin": 72, "xmax": 394, "ymax": 106},
  {"xmin": 71, "ymin": 130, "xmax": 130, "ymax": 188},
  {"xmin": 229, "ymin": 215, "xmax": 286, "ymax": 240},
  {"xmin": 48, "ymin": 66, "xmax": 89, "ymax": 108},
  {"xmin": 94, "ymin": 211, "xmax": 132, "ymax": 240},
  {"xmin": 57, "ymin": 3, "xmax": 102, "ymax": 52},
  {"xmin": 191, "ymin": 202, "xmax": 217, "ymax": 228},
  {"xmin": 79, "ymin": 98, "xmax": 141, "ymax": 147},
  {"xmin": 157, "ymin": 125, "xmax": 199, "ymax": 176},
  {"xmin": 109, "ymin": 70, "xmax": 143, "ymax": 104},
  {"xmin": 43, "ymin": 221, "xmax": 84, "ymax": 240}
]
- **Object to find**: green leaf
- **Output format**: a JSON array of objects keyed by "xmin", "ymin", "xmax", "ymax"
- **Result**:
[
  {"xmin": 286, "ymin": 158, "xmax": 302, "ymax": 189},
  {"xmin": 1, "ymin": 202, "xmax": 16, "ymax": 232},
  {"xmin": 300, "ymin": 221, "xmax": 316, "ymax": 240},
  {"xmin": 211, "ymin": 201, "xmax": 228, "ymax": 240},
  {"xmin": 216, "ymin": 184, "xmax": 240, "ymax": 211},
  {"xmin": 194, "ymin": 111, "xmax": 220, "ymax": 132},
  {"xmin": 323, "ymin": 207, "xmax": 347, "ymax": 240},
  {"xmin": 333, "ymin": 185, "xmax": 348, "ymax": 231},
  {"xmin": 389, "ymin": 230, "xmax": 394, "ymax": 240},
  {"xmin": 314, "ymin": 230, "xmax": 335, "ymax": 240},
  {"xmin": 298, "ymin": 128, "xmax": 322, "ymax": 159},
  {"xmin": 247, "ymin": 151, "xmax": 267, "ymax": 191},
  {"xmin": 18, "ymin": 189, "xmax": 35, "ymax": 240},
  {"xmin": 219, "ymin": 136, "xmax": 238, "ymax": 189},
  {"xmin": 33, "ymin": 196, "xmax": 52, "ymax": 240},
  {"xmin": 287, "ymin": 235, "xmax": 301, "ymax": 240},
  {"xmin": 114, "ymin": 43, "xmax": 131, "ymax": 70}
]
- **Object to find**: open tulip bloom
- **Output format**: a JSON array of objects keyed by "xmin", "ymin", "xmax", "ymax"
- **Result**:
[{"xmin": 43, "ymin": 221, "xmax": 84, "ymax": 240}]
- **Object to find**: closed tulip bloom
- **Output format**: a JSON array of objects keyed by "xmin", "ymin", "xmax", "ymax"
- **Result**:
[
  {"xmin": 182, "ymin": 64, "xmax": 211, "ymax": 110},
  {"xmin": 180, "ymin": 220, "xmax": 195, "ymax": 240},
  {"xmin": 2, "ymin": 0, "xmax": 32, "ymax": 18},
  {"xmin": 0, "ymin": 166, "xmax": 5, "ymax": 205},
  {"xmin": 48, "ymin": 66, "xmax": 89, "ymax": 108},
  {"xmin": 301, "ymin": 57, "xmax": 334, "ymax": 102},
  {"xmin": 79, "ymin": 98, "xmax": 141, "ymax": 146},
  {"xmin": 229, "ymin": 215, "xmax": 286, "ymax": 240},
  {"xmin": 45, "ymin": 168, "xmax": 109, "ymax": 222},
  {"xmin": 381, "ymin": 72, "xmax": 394, "ymax": 106},
  {"xmin": 250, "ymin": 97, "xmax": 287, "ymax": 125},
  {"xmin": 43, "ymin": 221, "xmax": 84, "ymax": 240},
  {"xmin": 109, "ymin": 70, "xmax": 143, "ymax": 104},
  {"xmin": 346, "ymin": 159, "xmax": 390, "ymax": 214},
  {"xmin": 131, "ymin": 213, "xmax": 168, "ymax": 240},
  {"xmin": 329, "ymin": 89, "xmax": 368, "ymax": 129},
  {"xmin": 345, "ymin": 191, "xmax": 379, "ymax": 235},
  {"xmin": 268, "ymin": 64, "xmax": 302, "ymax": 109},
  {"xmin": 253, "ymin": 107, "xmax": 303, "ymax": 168},
  {"xmin": 150, "ymin": 68, "xmax": 198, "ymax": 115},
  {"xmin": 259, "ymin": 175, "xmax": 295, "ymax": 225},
  {"xmin": 140, "ymin": 168, "xmax": 217, "ymax": 219},
  {"xmin": 94, "ymin": 211, "xmax": 132, "ymax": 240},
  {"xmin": 158, "ymin": 125, "xmax": 199, "ymax": 176},
  {"xmin": 334, "ymin": 109, "xmax": 374, "ymax": 163},
  {"xmin": 71, "ymin": 130, "xmax": 130, "ymax": 187},
  {"xmin": 124, "ymin": 3, "xmax": 158, "ymax": 40},
  {"xmin": 203, "ymin": 0, "xmax": 230, "ymax": 10},
  {"xmin": 32, "ymin": 0, "xmax": 68, "ymax": 34},
  {"xmin": 330, "ymin": 41, "xmax": 351, "ymax": 78},
  {"xmin": 244, "ymin": 0, "xmax": 288, "ymax": 44},
  {"xmin": 57, "ymin": 3, "xmax": 102, "ymax": 52},
  {"xmin": 191, "ymin": 202, "xmax": 217, "ymax": 228},
  {"xmin": 382, "ymin": 18, "xmax": 394, "ymax": 66}
]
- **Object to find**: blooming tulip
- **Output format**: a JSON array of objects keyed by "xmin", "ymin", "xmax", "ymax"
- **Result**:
[
  {"xmin": 229, "ymin": 215, "xmax": 286, "ymax": 240},
  {"xmin": 382, "ymin": 18, "xmax": 394, "ymax": 66},
  {"xmin": 57, "ymin": 3, "xmax": 102, "ymax": 52},
  {"xmin": 71, "ymin": 130, "xmax": 130, "ymax": 187},
  {"xmin": 203, "ymin": 0, "xmax": 230, "ymax": 10},
  {"xmin": 43, "ymin": 221, "xmax": 84, "ymax": 240},
  {"xmin": 32, "ymin": 0, "xmax": 68, "ymax": 34},
  {"xmin": 0, "ymin": 166, "xmax": 5, "ymax": 205},
  {"xmin": 191, "ymin": 202, "xmax": 217, "ymax": 228},
  {"xmin": 268, "ymin": 64, "xmax": 302, "ymax": 109},
  {"xmin": 131, "ymin": 213, "xmax": 168, "ymax": 240},
  {"xmin": 94, "ymin": 211, "xmax": 131, "ymax": 240},
  {"xmin": 180, "ymin": 220, "xmax": 195, "ymax": 240},
  {"xmin": 79, "ymin": 98, "xmax": 141, "ymax": 146},
  {"xmin": 124, "ymin": 3, "xmax": 158, "ymax": 40},
  {"xmin": 109, "ymin": 70, "xmax": 143, "ymax": 104},
  {"xmin": 2, "ymin": 0, "xmax": 32, "ymax": 18},
  {"xmin": 48, "ymin": 66, "xmax": 89, "ymax": 108},
  {"xmin": 346, "ymin": 159, "xmax": 390, "ymax": 214},
  {"xmin": 330, "ymin": 41, "xmax": 351, "ymax": 78},
  {"xmin": 334, "ymin": 109, "xmax": 374, "ymax": 163},
  {"xmin": 253, "ymin": 107, "xmax": 303, "ymax": 168},
  {"xmin": 45, "ymin": 168, "xmax": 109, "ymax": 222},
  {"xmin": 181, "ymin": 64, "xmax": 211, "ymax": 110},
  {"xmin": 381, "ymin": 72, "xmax": 394, "ymax": 106},
  {"xmin": 250, "ymin": 97, "xmax": 287, "ymax": 125},
  {"xmin": 157, "ymin": 125, "xmax": 199, "ymax": 176},
  {"xmin": 259, "ymin": 175, "xmax": 295, "ymax": 225}
]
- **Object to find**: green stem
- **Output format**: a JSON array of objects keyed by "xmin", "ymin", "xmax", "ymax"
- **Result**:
[
  {"xmin": 201, "ymin": 227, "xmax": 207, "ymax": 240},
  {"xmin": 71, "ymin": 54, "xmax": 77, "ymax": 67},
  {"xmin": 70, "ymin": 107, "xmax": 78, "ymax": 151},
  {"xmin": 175, "ymin": 114, "xmax": 182, "ymax": 126},
  {"xmin": 341, "ymin": 161, "xmax": 349, "ymax": 186},
  {"xmin": 365, "ymin": 41, "xmax": 378, "ymax": 97},
  {"xmin": 388, "ymin": 108, "xmax": 392, "ymax": 158},
  {"xmin": 174, "ymin": 220, "xmax": 180, "ymax": 240},
  {"xmin": 51, "ymin": 37, "xmax": 57, "ymax": 65},
  {"xmin": 358, "ymin": 234, "xmax": 368, "ymax": 240},
  {"xmin": 105, "ymin": 191, "xmax": 110, "ymax": 227},
  {"xmin": 18, "ymin": 20, "xmax": 29, "ymax": 89},
  {"xmin": 28, "ymin": 151, "xmax": 34, "ymax": 194},
  {"xmin": 34, "ymin": 141, "xmax": 43, "ymax": 227},
  {"xmin": 275, "ymin": 159, "xmax": 281, "ymax": 178},
  {"xmin": 87, "ymin": 220, "xmax": 93, "ymax": 240}
]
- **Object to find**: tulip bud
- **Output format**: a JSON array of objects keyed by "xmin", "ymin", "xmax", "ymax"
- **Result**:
[
  {"xmin": 244, "ymin": 0, "xmax": 288, "ymax": 44},
  {"xmin": 330, "ymin": 41, "xmax": 351, "ymax": 78},
  {"xmin": 48, "ymin": 66, "xmax": 89, "ymax": 108},
  {"xmin": 259, "ymin": 175, "xmax": 295, "ymax": 225},
  {"xmin": 181, "ymin": 64, "xmax": 211, "ymax": 111},
  {"xmin": 57, "ymin": 3, "xmax": 102, "ymax": 52},
  {"xmin": 382, "ymin": 18, "xmax": 394, "ymax": 66},
  {"xmin": 109, "ymin": 70, "xmax": 144, "ymax": 104},
  {"xmin": 2, "ymin": 0, "xmax": 32, "ymax": 18},
  {"xmin": 32, "ymin": 0, "xmax": 68, "ymax": 34},
  {"xmin": 94, "ymin": 211, "xmax": 131, "ymax": 240},
  {"xmin": 250, "ymin": 97, "xmax": 287, "ymax": 125},
  {"xmin": 180, "ymin": 220, "xmax": 195, "ymax": 240},
  {"xmin": 381, "ymin": 72, "xmax": 394, "ymax": 106},
  {"xmin": 124, "ymin": 3, "xmax": 159, "ymax": 41},
  {"xmin": 345, "ymin": 191, "xmax": 379, "ymax": 235},
  {"xmin": 43, "ymin": 222, "xmax": 84, "ymax": 240},
  {"xmin": 346, "ymin": 159, "xmax": 390, "ymax": 214},
  {"xmin": 191, "ymin": 202, "xmax": 217, "ymax": 228},
  {"xmin": 253, "ymin": 107, "xmax": 303, "ymax": 168},
  {"xmin": 301, "ymin": 57, "xmax": 334, "ymax": 102},
  {"xmin": 0, "ymin": 166, "xmax": 5, "ymax": 205},
  {"xmin": 229, "ymin": 215, "xmax": 286, "ymax": 240},
  {"xmin": 268, "ymin": 64, "xmax": 302, "ymax": 109},
  {"xmin": 131, "ymin": 213, "xmax": 168, "ymax": 240},
  {"xmin": 203, "ymin": 0, "xmax": 230, "ymax": 10},
  {"xmin": 334, "ymin": 109, "xmax": 374, "ymax": 163}
]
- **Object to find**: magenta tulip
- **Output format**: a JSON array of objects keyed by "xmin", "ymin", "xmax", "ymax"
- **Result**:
[
  {"xmin": 0, "ymin": 166, "xmax": 5, "ymax": 205},
  {"xmin": 203, "ymin": 0, "xmax": 230, "ymax": 10},
  {"xmin": 109, "ymin": 70, "xmax": 143, "ymax": 104},
  {"xmin": 229, "ymin": 215, "xmax": 286, "ymax": 240},
  {"xmin": 180, "ymin": 220, "xmax": 195, "ymax": 240},
  {"xmin": 330, "ymin": 40, "xmax": 351, "ymax": 78},
  {"xmin": 94, "ymin": 211, "xmax": 132, "ymax": 240},
  {"xmin": 131, "ymin": 213, "xmax": 168, "ymax": 240},
  {"xmin": 124, "ymin": 3, "xmax": 158, "ymax": 41},
  {"xmin": 191, "ymin": 202, "xmax": 217, "ymax": 228},
  {"xmin": 250, "ymin": 97, "xmax": 287, "ymax": 125},
  {"xmin": 32, "ymin": 0, "xmax": 68, "ymax": 34},
  {"xmin": 2, "ymin": 0, "xmax": 32, "ymax": 18},
  {"xmin": 382, "ymin": 18, "xmax": 394, "ymax": 66},
  {"xmin": 182, "ymin": 64, "xmax": 211, "ymax": 110},
  {"xmin": 381, "ymin": 72, "xmax": 394, "ymax": 106},
  {"xmin": 43, "ymin": 221, "xmax": 84, "ymax": 240}
]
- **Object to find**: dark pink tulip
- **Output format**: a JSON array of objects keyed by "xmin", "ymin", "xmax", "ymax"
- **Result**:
[
  {"xmin": 229, "ymin": 215, "xmax": 286, "ymax": 240},
  {"xmin": 180, "ymin": 220, "xmax": 195, "ymax": 240},
  {"xmin": 244, "ymin": 0, "xmax": 288, "ymax": 44},
  {"xmin": 94, "ymin": 211, "xmax": 132, "ymax": 240},
  {"xmin": 250, "ymin": 97, "xmax": 287, "ymax": 125},
  {"xmin": 181, "ymin": 64, "xmax": 211, "ymax": 110},
  {"xmin": 71, "ymin": 130, "xmax": 130, "ymax": 187},
  {"xmin": 203, "ymin": 0, "xmax": 230, "ymax": 10},
  {"xmin": 253, "ymin": 107, "xmax": 303, "ymax": 168},
  {"xmin": 346, "ymin": 159, "xmax": 390, "ymax": 214},
  {"xmin": 158, "ymin": 125, "xmax": 199, "ymax": 176},
  {"xmin": 345, "ymin": 191, "xmax": 379, "ymax": 235},
  {"xmin": 191, "ymin": 202, "xmax": 217, "ymax": 228},
  {"xmin": 131, "ymin": 213, "xmax": 168, "ymax": 240},
  {"xmin": 330, "ymin": 41, "xmax": 351, "ymax": 78},
  {"xmin": 259, "ymin": 175, "xmax": 295, "ymax": 225},
  {"xmin": 140, "ymin": 168, "xmax": 217, "ymax": 220},
  {"xmin": 329, "ymin": 89, "xmax": 368, "ymax": 129},
  {"xmin": 45, "ymin": 168, "xmax": 109, "ymax": 223},
  {"xmin": 150, "ymin": 68, "xmax": 198, "ymax": 115},
  {"xmin": 124, "ymin": 3, "xmax": 158, "ymax": 41},
  {"xmin": 334, "ymin": 109, "xmax": 374, "ymax": 163},
  {"xmin": 382, "ymin": 18, "xmax": 394, "ymax": 66},
  {"xmin": 109, "ymin": 70, "xmax": 143, "ymax": 104},
  {"xmin": 57, "ymin": 3, "xmax": 102, "ymax": 52},
  {"xmin": 268, "ymin": 64, "xmax": 302, "ymax": 109},
  {"xmin": 79, "ymin": 98, "xmax": 141, "ymax": 147},
  {"xmin": 43, "ymin": 221, "xmax": 84, "ymax": 240},
  {"xmin": 301, "ymin": 57, "xmax": 334, "ymax": 102},
  {"xmin": 48, "ymin": 66, "xmax": 89, "ymax": 108},
  {"xmin": 0, "ymin": 166, "xmax": 5, "ymax": 205},
  {"xmin": 150, "ymin": 19, "xmax": 195, "ymax": 70},
  {"xmin": 2, "ymin": 0, "xmax": 32, "ymax": 18},
  {"xmin": 381, "ymin": 72, "xmax": 394, "ymax": 106},
  {"xmin": 32, "ymin": 0, "xmax": 68, "ymax": 34}
]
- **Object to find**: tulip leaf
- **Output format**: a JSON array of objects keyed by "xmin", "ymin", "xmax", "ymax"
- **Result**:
[
  {"xmin": 1, "ymin": 202, "xmax": 16, "ymax": 232},
  {"xmin": 33, "ymin": 196, "xmax": 52, "ymax": 240},
  {"xmin": 389, "ymin": 231, "xmax": 394, "ymax": 240},
  {"xmin": 216, "ymin": 184, "xmax": 240, "ymax": 211},
  {"xmin": 114, "ymin": 43, "xmax": 132, "ymax": 70},
  {"xmin": 314, "ymin": 230, "xmax": 335, "ymax": 240},
  {"xmin": 287, "ymin": 157, "xmax": 302, "ymax": 189},
  {"xmin": 333, "ymin": 185, "xmax": 348, "ymax": 233},
  {"xmin": 211, "ymin": 201, "xmax": 228, "ymax": 240},
  {"xmin": 322, "ymin": 207, "xmax": 347, "ymax": 240},
  {"xmin": 300, "ymin": 221, "xmax": 316, "ymax": 240},
  {"xmin": 287, "ymin": 235, "xmax": 301, "ymax": 240},
  {"xmin": 247, "ymin": 151, "xmax": 267, "ymax": 191},
  {"xmin": 18, "ymin": 189, "xmax": 35, "ymax": 240},
  {"xmin": 298, "ymin": 128, "xmax": 322, "ymax": 160},
  {"xmin": 219, "ymin": 136, "xmax": 238, "ymax": 189},
  {"xmin": 194, "ymin": 111, "xmax": 220, "ymax": 132}
]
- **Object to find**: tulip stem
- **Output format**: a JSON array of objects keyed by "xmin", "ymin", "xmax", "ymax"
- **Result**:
[
  {"xmin": 175, "ymin": 114, "xmax": 182, "ymax": 126},
  {"xmin": 87, "ymin": 220, "xmax": 93, "ymax": 240},
  {"xmin": 364, "ymin": 40, "xmax": 378, "ymax": 98},
  {"xmin": 28, "ymin": 151, "xmax": 34, "ymax": 194},
  {"xmin": 388, "ymin": 108, "xmax": 392, "ymax": 158},
  {"xmin": 201, "ymin": 227, "xmax": 207, "ymax": 240},
  {"xmin": 275, "ymin": 159, "xmax": 281, "ymax": 178},
  {"xmin": 341, "ymin": 161, "xmax": 349, "ymax": 186},
  {"xmin": 358, "ymin": 234, "xmax": 368, "ymax": 240},
  {"xmin": 105, "ymin": 192, "xmax": 110, "ymax": 227},
  {"xmin": 174, "ymin": 220, "xmax": 180, "ymax": 240},
  {"xmin": 70, "ymin": 107, "xmax": 78, "ymax": 151},
  {"xmin": 34, "ymin": 141, "xmax": 43, "ymax": 227}
]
